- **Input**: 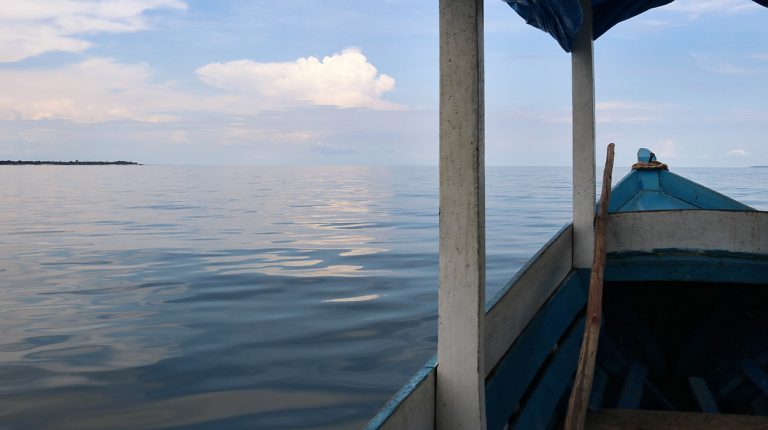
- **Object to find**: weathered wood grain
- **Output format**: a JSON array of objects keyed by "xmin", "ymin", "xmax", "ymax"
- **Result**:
[{"xmin": 565, "ymin": 143, "xmax": 615, "ymax": 430}]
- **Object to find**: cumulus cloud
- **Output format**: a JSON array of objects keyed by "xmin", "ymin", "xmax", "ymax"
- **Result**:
[
  {"xmin": 0, "ymin": 49, "xmax": 400, "ymax": 124},
  {"xmin": 0, "ymin": 0, "xmax": 187, "ymax": 63},
  {"xmin": 196, "ymin": 48, "xmax": 400, "ymax": 110}
]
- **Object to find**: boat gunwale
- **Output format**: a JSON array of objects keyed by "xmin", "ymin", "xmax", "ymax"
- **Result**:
[
  {"xmin": 363, "ymin": 356, "xmax": 437, "ymax": 430},
  {"xmin": 486, "ymin": 222, "xmax": 574, "ymax": 311}
]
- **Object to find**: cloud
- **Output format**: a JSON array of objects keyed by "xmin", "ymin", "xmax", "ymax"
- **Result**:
[
  {"xmin": 656, "ymin": 139, "xmax": 680, "ymax": 160},
  {"xmin": 171, "ymin": 130, "xmax": 189, "ymax": 144},
  {"xmin": 719, "ymin": 109, "xmax": 768, "ymax": 121},
  {"xmin": 635, "ymin": 19, "xmax": 681, "ymax": 29},
  {"xmin": 596, "ymin": 101, "xmax": 665, "ymax": 124},
  {"xmin": 0, "ymin": 47, "xmax": 400, "ymax": 124},
  {"xmin": 662, "ymin": 0, "xmax": 762, "ymax": 18},
  {"xmin": 196, "ymin": 48, "xmax": 400, "ymax": 110},
  {"xmin": 0, "ymin": 58, "xmax": 200, "ymax": 122},
  {"xmin": 727, "ymin": 148, "xmax": 750, "ymax": 157},
  {"xmin": 0, "ymin": 0, "xmax": 187, "ymax": 63},
  {"xmin": 217, "ymin": 126, "xmax": 316, "ymax": 146},
  {"xmin": 691, "ymin": 53, "xmax": 758, "ymax": 75}
]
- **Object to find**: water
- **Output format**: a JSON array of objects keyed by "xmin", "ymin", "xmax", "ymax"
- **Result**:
[{"xmin": 1, "ymin": 165, "xmax": 767, "ymax": 429}]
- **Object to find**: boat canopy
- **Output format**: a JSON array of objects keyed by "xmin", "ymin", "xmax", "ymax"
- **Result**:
[{"xmin": 504, "ymin": 0, "xmax": 768, "ymax": 52}]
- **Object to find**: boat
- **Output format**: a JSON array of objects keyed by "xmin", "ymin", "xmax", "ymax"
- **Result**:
[{"xmin": 365, "ymin": 0, "xmax": 768, "ymax": 429}]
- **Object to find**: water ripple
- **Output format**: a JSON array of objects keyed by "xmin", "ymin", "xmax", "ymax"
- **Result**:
[{"xmin": 1, "ymin": 166, "xmax": 764, "ymax": 429}]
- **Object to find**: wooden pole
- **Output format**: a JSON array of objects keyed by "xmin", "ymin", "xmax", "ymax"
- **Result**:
[
  {"xmin": 564, "ymin": 143, "xmax": 615, "ymax": 430},
  {"xmin": 572, "ymin": 0, "xmax": 596, "ymax": 268},
  {"xmin": 436, "ymin": 0, "xmax": 487, "ymax": 429}
]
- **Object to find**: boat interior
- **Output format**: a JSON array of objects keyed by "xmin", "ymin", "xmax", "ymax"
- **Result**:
[
  {"xmin": 487, "ymin": 264, "xmax": 768, "ymax": 430},
  {"xmin": 483, "ymin": 165, "xmax": 768, "ymax": 430}
]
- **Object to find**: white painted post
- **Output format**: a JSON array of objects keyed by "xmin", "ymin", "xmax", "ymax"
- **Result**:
[
  {"xmin": 437, "ymin": 0, "xmax": 486, "ymax": 429},
  {"xmin": 572, "ymin": 0, "xmax": 596, "ymax": 268}
]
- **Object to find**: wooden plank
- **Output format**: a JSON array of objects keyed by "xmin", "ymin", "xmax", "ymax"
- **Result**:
[
  {"xmin": 606, "ymin": 211, "xmax": 768, "ymax": 255},
  {"xmin": 485, "ymin": 272, "xmax": 587, "ymax": 430},
  {"xmin": 616, "ymin": 360, "xmax": 647, "ymax": 409},
  {"xmin": 645, "ymin": 381, "xmax": 676, "ymax": 411},
  {"xmin": 741, "ymin": 359, "xmax": 768, "ymax": 397},
  {"xmin": 597, "ymin": 335, "xmax": 629, "ymax": 374},
  {"xmin": 365, "ymin": 358, "xmax": 437, "ymax": 430},
  {"xmin": 566, "ymin": 143, "xmax": 615, "ymax": 429},
  {"xmin": 605, "ymin": 254, "xmax": 768, "ymax": 285},
  {"xmin": 752, "ymin": 395, "xmax": 768, "ymax": 415},
  {"xmin": 511, "ymin": 317, "xmax": 586, "ymax": 430},
  {"xmin": 607, "ymin": 172, "xmax": 641, "ymax": 213},
  {"xmin": 484, "ymin": 224, "xmax": 573, "ymax": 375},
  {"xmin": 586, "ymin": 409, "xmax": 768, "ymax": 430},
  {"xmin": 589, "ymin": 367, "xmax": 609, "ymax": 412},
  {"xmin": 688, "ymin": 377, "xmax": 720, "ymax": 413},
  {"xmin": 571, "ymin": 0, "xmax": 596, "ymax": 269},
  {"xmin": 659, "ymin": 170, "xmax": 753, "ymax": 211},
  {"xmin": 436, "ymin": 0, "xmax": 486, "ymax": 428}
]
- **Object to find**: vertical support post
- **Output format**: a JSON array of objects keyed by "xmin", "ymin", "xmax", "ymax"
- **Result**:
[
  {"xmin": 571, "ymin": 0, "xmax": 596, "ymax": 268},
  {"xmin": 437, "ymin": 0, "xmax": 486, "ymax": 429}
]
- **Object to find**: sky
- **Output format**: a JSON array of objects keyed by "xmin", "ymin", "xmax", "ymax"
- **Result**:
[{"xmin": 0, "ymin": 0, "xmax": 766, "ymax": 167}]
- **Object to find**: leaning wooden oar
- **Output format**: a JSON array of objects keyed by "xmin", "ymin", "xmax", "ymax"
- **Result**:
[{"xmin": 564, "ymin": 143, "xmax": 615, "ymax": 430}]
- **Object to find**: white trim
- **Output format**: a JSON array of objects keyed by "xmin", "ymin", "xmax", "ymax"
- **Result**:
[{"xmin": 607, "ymin": 211, "xmax": 768, "ymax": 254}]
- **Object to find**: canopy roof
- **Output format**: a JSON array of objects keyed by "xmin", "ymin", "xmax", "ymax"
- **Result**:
[{"xmin": 504, "ymin": 0, "xmax": 768, "ymax": 52}]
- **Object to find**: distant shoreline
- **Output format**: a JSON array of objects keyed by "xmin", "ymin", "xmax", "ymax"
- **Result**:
[{"xmin": 0, "ymin": 160, "xmax": 141, "ymax": 166}]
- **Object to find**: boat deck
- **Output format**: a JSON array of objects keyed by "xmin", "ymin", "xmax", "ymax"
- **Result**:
[{"xmin": 587, "ymin": 409, "xmax": 768, "ymax": 429}]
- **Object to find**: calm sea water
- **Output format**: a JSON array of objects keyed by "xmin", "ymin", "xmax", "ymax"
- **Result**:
[{"xmin": 1, "ymin": 165, "xmax": 767, "ymax": 429}]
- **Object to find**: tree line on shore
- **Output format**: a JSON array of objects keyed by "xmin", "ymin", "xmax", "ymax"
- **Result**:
[{"xmin": 0, "ymin": 160, "xmax": 140, "ymax": 165}]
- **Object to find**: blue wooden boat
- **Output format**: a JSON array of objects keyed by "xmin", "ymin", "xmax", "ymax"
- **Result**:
[
  {"xmin": 366, "ymin": 150, "xmax": 768, "ymax": 429},
  {"xmin": 365, "ymin": 0, "xmax": 768, "ymax": 429}
]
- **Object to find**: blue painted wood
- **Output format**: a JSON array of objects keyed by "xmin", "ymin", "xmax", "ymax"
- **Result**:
[
  {"xmin": 608, "ymin": 166, "xmax": 753, "ymax": 213},
  {"xmin": 485, "ymin": 272, "xmax": 587, "ymax": 430},
  {"xmin": 759, "ymin": 351, "xmax": 768, "ymax": 366},
  {"xmin": 618, "ymin": 191, "xmax": 698, "ymax": 212},
  {"xmin": 589, "ymin": 367, "xmax": 609, "ymax": 411},
  {"xmin": 486, "ymin": 224, "xmax": 572, "ymax": 311},
  {"xmin": 751, "ymin": 395, "xmax": 768, "ymax": 415},
  {"xmin": 617, "ymin": 360, "xmax": 647, "ymax": 409},
  {"xmin": 718, "ymin": 373, "xmax": 745, "ymax": 398},
  {"xmin": 363, "ymin": 356, "xmax": 437, "ymax": 430},
  {"xmin": 637, "ymin": 170, "xmax": 660, "ymax": 191},
  {"xmin": 597, "ymin": 334, "xmax": 629, "ymax": 374},
  {"xmin": 606, "ymin": 253, "xmax": 768, "ymax": 285},
  {"xmin": 645, "ymin": 381, "xmax": 676, "ymax": 411},
  {"xmin": 689, "ymin": 377, "xmax": 720, "ymax": 413},
  {"xmin": 637, "ymin": 148, "xmax": 655, "ymax": 163},
  {"xmin": 659, "ymin": 170, "xmax": 753, "ymax": 211},
  {"xmin": 741, "ymin": 359, "xmax": 768, "ymax": 397},
  {"xmin": 510, "ymin": 317, "xmax": 585, "ymax": 430},
  {"xmin": 608, "ymin": 170, "xmax": 641, "ymax": 213}
]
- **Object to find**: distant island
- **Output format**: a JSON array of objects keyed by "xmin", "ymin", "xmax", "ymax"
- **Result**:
[{"xmin": 0, "ymin": 160, "xmax": 140, "ymax": 166}]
